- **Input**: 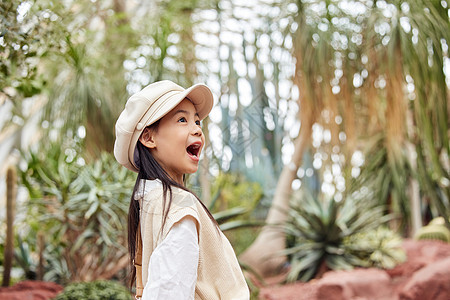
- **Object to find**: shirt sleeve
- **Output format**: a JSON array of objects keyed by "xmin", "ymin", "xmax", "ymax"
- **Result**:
[{"xmin": 142, "ymin": 216, "xmax": 199, "ymax": 300}]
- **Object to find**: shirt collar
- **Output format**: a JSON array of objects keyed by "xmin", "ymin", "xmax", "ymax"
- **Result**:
[{"xmin": 134, "ymin": 179, "xmax": 163, "ymax": 200}]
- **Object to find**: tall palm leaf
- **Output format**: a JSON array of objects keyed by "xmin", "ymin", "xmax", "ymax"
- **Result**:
[{"xmin": 359, "ymin": 0, "xmax": 450, "ymax": 231}]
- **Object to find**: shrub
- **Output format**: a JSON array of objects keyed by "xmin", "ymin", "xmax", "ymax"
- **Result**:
[
  {"xmin": 20, "ymin": 143, "xmax": 135, "ymax": 283},
  {"xmin": 283, "ymin": 190, "xmax": 396, "ymax": 282},
  {"xmin": 55, "ymin": 280, "xmax": 132, "ymax": 300},
  {"xmin": 208, "ymin": 172, "xmax": 264, "ymax": 254},
  {"xmin": 343, "ymin": 226, "xmax": 406, "ymax": 269}
]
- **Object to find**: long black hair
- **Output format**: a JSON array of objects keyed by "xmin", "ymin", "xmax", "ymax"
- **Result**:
[{"xmin": 127, "ymin": 123, "xmax": 218, "ymax": 289}]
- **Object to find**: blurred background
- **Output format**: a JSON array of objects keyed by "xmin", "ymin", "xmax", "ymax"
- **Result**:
[{"xmin": 1, "ymin": 0, "xmax": 449, "ymax": 298}]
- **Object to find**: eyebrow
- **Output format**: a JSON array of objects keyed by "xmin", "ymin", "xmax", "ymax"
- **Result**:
[{"xmin": 173, "ymin": 109, "xmax": 200, "ymax": 118}]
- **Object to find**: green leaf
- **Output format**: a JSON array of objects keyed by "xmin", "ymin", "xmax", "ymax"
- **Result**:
[
  {"xmin": 71, "ymin": 229, "xmax": 94, "ymax": 253},
  {"xmin": 213, "ymin": 206, "xmax": 248, "ymax": 223},
  {"xmin": 219, "ymin": 220, "xmax": 264, "ymax": 231},
  {"xmin": 84, "ymin": 201, "xmax": 99, "ymax": 219},
  {"xmin": 287, "ymin": 250, "xmax": 323, "ymax": 282}
]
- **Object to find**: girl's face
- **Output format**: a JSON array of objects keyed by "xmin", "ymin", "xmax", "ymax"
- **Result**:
[{"xmin": 140, "ymin": 98, "xmax": 205, "ymax": 184}]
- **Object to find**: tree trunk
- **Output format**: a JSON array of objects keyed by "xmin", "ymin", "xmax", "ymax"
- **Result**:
[
  {"xmin": 406, "ymin": 109, "xmax": 422, "ymax": 235},
  {"xmin": 239, "ymin": 12, "xmax": 315, "ymax": 272},
  {"xmin": 2, "ymin": 167, "xmax": 16, "ymax": 287},
  {"xmin": 239, "ymin": 102, "xmax": 313, "ymax": 276}
]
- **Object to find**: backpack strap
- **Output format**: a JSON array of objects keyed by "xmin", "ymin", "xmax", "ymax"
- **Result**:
[{"xmin": 134, "ymin": 222, "xmax": 144, "ymax": 299}]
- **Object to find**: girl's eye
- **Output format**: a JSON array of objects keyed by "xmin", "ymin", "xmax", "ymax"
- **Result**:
[
  {"xmin": 178, "ymin": 117, "xmax": 187, "ymax": 123},
  {"xmin": 195, "ymin": 120, "xmax": 201, "ymax": 126}
]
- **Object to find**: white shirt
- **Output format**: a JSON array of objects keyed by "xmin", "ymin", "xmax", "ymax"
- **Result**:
[{"xmin": 137, "ymin": 180, "xmax": 199, "ymax": 300}]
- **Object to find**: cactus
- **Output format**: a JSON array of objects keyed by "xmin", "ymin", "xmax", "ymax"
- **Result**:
[
  {"xmin": 414, "ymin": 217, "xmax": 450, "ymax": 243},
  {"xmin": 2, "ymin": 166, "xmax": 16, "ymax": 287}
]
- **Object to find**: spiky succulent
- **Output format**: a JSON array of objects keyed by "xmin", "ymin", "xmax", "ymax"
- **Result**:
[{"xmin": 283, "ymin": 190, "xmax": 394, "ymax": 282}]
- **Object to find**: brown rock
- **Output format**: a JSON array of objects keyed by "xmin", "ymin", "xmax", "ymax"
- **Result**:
[
  {"xmin": 388, "ymin": 239, "xmax": 450, "ymax": 278},
  {"xmin": 259, "ymin": 281, "xmax": 319, "ymax": 300},
  {"xmin": 257, "ymin": 240, "xmax": 450, "ymax": 300},
  {"xmin": 399, "ymin": 257, "xmax": 450, "ymax": 300},
  {"xmin": 0, "ymin": 280, "xmax": 63, "ymax": 300},
  {"xmin": 316, "ymin": 268, "xmax": 392, "ymax": 300}
]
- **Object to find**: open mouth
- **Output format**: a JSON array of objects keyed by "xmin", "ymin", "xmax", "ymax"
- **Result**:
[{"xmin": 186, "ymin": 143, "xmax": 201, "ymax": 158}]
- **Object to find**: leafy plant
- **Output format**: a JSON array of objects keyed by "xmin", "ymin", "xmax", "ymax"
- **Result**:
[
  {"xmin": 55, "ymin": 280, "xmax": 132, "ymax": 300},
  {"xmin": 343, "ymin": 227, "xmax": 406, "ymax": 269},
  {"xmin": 351, "ymin": 135, "xmax": 412, "ymax": 231},
  {"xmin": 208, "ymin": 173, "xmax": 263, "ymax": 212},
  {"xmin": 283, "ymin": 190, "xmax": 392, "ymax": 282},
  {"xmin": 207, "ymin": 173, "xmax": 264, "ymax": 254},
  {"xmin": 13, "ymin": 235, "xmax": 37, "ymax": 280},
  {"xmin": 20, "ymin": 143, "xmax": 135, "ymax": 284}
]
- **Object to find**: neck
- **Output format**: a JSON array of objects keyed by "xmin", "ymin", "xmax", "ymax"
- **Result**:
[
  {"xmin": 156, "ymin": 160, "xmax": 184, "ymax": 186},
  {"xmin": 174, "ymin": 176, "xmax": 184, "ymax": 186},
  {"xmin": 167, "ymin": 172, "xmax": 184, "ymax": 186}
]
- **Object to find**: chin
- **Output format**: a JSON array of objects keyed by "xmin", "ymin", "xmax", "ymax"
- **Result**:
[{"xmin": 186, "ymin": 166, "xmax": 199, "ymax": 174}]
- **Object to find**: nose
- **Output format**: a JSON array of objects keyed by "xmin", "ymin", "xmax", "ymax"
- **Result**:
[{"xmin": 192, "ymin": 123, "xmax": 203, "ymax": 136}]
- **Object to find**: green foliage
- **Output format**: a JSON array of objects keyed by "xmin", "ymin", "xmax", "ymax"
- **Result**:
[
  {"xmin": 352, "ymin": 134, "xmax": 413, "ymax": 232},
  {"xmin": 1, "ymin": 0, "xmax": 138, "ymax": 154},
  {"xmin": 354, "ymin": 132, "xmax": 450, "ymax": 234},
  {"xmin": 13, "ymin": 235, "xmax": 36, "ymax": 280},
  {"xmin": 125, "ymin": 0, "xmax": 213, "ymax": 87},
  {"xmin": 406, "ymin": 1, "xmax": 450, "ymax": 227},
  {"xmin": 0, "ymin": 0, "xmax": 68, "ymax": 146},
  {"xmin": 20, "ymin": 142, "xmax": 135, "ymax": 283},
  {"xmin": 40, "ymin": 1, "xmax": 138, "ymax": 154},
  {"xmin": 0, "ymin": 1, "xmax": 59, "ymax": 97},
  {"xmin": 210, "ymin": 172, "xmax": 263, "ymax": 212},
  {"xmin": 0, "ymin": 234, "xmax": 38, "ymax": 281},
  {"xmin": 343, "ymin": 227, "xmax": 406, "ymax": 269},
  {"xmin": 55, "ymin": 280, "xmax": 132, "ymax": 300},
  {"xmin": 208, "ymin": 172, "xmax": 264, "ymax": 254},
  {"xmin": 283, "ymin": 190, "xmax": 393, "ymax": 282},
  {"xmin": 282, "ymin": 0, "xmax": 450, "ymax": 236}
]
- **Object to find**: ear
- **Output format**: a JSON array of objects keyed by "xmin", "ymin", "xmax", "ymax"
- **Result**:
[{"xmin": 139, "ymin": 127, "xmax": 157, "ymax": 149}]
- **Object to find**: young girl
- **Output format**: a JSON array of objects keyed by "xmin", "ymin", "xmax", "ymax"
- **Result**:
[{"xmin": 114, "ymin": 80, "xmax": 250, "ymax": 299}]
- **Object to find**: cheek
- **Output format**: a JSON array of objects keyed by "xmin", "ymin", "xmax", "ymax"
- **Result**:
[{"xmin": 201, "ymin": 136, "xmax": 206, "ymax": 151}]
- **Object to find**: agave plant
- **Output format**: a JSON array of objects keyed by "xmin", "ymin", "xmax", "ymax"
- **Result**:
[
  {"xmin": 13, "ymin": 235, "xmax": 37, "ymax": 280},
  {"xmin": 283, "ymin": 190, "xmax": 393, "ymax": 282}
]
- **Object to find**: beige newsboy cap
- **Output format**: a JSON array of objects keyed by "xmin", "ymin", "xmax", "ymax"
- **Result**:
[{"xmin": 114, "ymin": 80, "xmax": 214, "ymax": 172}]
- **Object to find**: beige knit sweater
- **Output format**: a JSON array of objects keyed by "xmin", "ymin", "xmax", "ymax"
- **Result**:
[{"xmin": 138, "ymin": 183, "xmax": 250, "ymax": 299}]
